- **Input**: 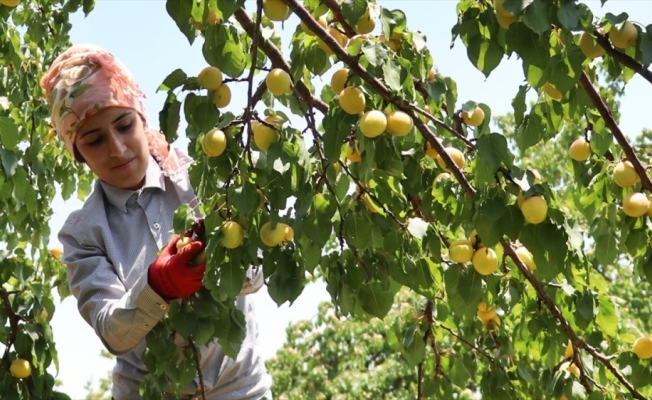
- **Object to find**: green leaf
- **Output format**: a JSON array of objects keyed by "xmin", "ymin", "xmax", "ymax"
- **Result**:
[
  {"xmin": 476, "ymin": 133, "xmax": 512, "ymax": 171},
  {"xmin": 604, "ymin": 12, "xmax": 629, "ymax": 27},
  {"xmin": 189, "ymin": 98, "xmax": 219, "ymax": 133},
  {"xmin": 203, "ymin": 25, "xmax": 246, "ymax": 78},
  {"xmin": 172, "ymin": 204, "xmax": 196, "ymax": 236},
  {"xmin": 214, "ymin": 0, "xmax": 245, "ymax": 21},
  {"xmin": 506, "ymin": 24, "xmax": 550, "ymax": 68},
  {"xmin": 557, "ymin": 0, "xmax": 580, "ymax": 31},
  {"xmin": 401, "ymin": 325, "xmax": 426, "ymax": 367},
  {"xmin": 220, "ymin": 249, "xmax": 246, "ymax": 298},
  {"xmin": 159, "ymin": 92, "xmax": 181, "ymax": 144},
  {"xmin": 521, "ymin": 0, "xmax": 550, "ymax": 35},
  {"xmin": 230, "ymin": 183, "xmax": 260, "ymax": 216},
  {"xmin": 512, "ymin": 85, "xmax": 528, "ymax": 126},
  {"xmin": 382, "ymin": 58, "xmax": 402, "ymax": 92},
  {"xmin": 170, "ymin": 308, "xmax": 199, "ymax": 339},
  {"xmin": 0, "ymin": 117, "xmax": 19, "ymax": 150},
  {"xmin": 576, "ymin": 290, "xmax": 596, "ymax": 321},
  {"xmin": 177, "ymin": 356, "xmax": 197, "ymax": 388},
  {"xmin": 516, "ymin": 112, "xmax": 546, "ymax": 152},
  {"xmin": 344, "ymin": 213, "xmax": 372, "ymax": 250},
  {"xmin": 503, "ymin": 0, "xmax": 534, "ymax": 15},
  {"xmin": 323, "ymin": 109, "xmax": 357, "ymax": 162},
  {"xmin": 466, "ymin": 34, "xmax": 504, "ymax": 78},
  {"xmin": 304, "ymin": 193, "xmax": 336, "ymax": 247},
  {"xmin": 596, "ymin": 295, "xmax": 618, "ymax": 337},
  {"xmin": 497, "ymin": 205, "xmax": 525, "ymax": 240},
  {"xmin": 361, "ymin": 40, "xmax": 390, "ymax": 68},
  {"xmin": 358, "ymin": 282, "xmax": 395, "ymax": 318},
  {"xmin": 449, "ymin": 355, "xmax": 472, "ymax": 386},
  {"xmin": 379, "ymin": 8, "xmax": 407, "ymax": 39},
  {"xmin": 641, "ymin": 27, "xmax": 652, "ymax": 69},
  {"xmin": 82, "ymin": 0, "xmax": 95, "ymax": 15},
  {"xmin": 474, "ymin": 214, "xmax": 503, "ymax": 248},
  {"xmin": 166, "ymin": 0, "xmax": 196, "ymax": 45},
  {"xmin": 158, "ymin": 68, "xmax": 188, "ymax": 92},
  {"xmin": 595, "ymin": 234, "xmax": 618, "ymax": 267},
  {"xmin": 340, "ymin": 0, "xmax": 367, "ymax": 25},
  {"xmin": 590, "ymin": 128, "xmax": 612, "ymax": 156}
]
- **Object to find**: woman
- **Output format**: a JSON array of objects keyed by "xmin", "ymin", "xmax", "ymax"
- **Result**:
[{"xmin": 40, "ymin": 44, "xmax": 272, "ymax": 399}]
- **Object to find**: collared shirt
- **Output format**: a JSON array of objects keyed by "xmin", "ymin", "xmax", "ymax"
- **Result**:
[{"xmin": 59, "ymin": 152, "xmax": 272, "ymax": 399}]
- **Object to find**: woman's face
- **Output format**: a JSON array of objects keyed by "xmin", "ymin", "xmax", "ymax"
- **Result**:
[{"xmin": 75, "ymin": 107, "xmax": 150, "ymax": 190}]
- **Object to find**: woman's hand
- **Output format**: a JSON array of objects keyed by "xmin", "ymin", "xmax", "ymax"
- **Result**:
[{"xmin": 148, "ymin": 235, "xmax": 206, "ymax": 299}]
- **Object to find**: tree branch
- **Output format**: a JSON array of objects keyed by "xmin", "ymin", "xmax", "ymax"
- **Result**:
[
  {"xmin": 501, "ymin": 241, "xmax": 645, "ymax": 399},
  {"xmin": 579, "ymin": 71, "xmax": 652, "ymax": 192},
  {"xmin": 593, "ymin": 30, "xmax": 652, "ymax": 85},
  {"xmin": 283, "ymin": 0, "xmax": 477, "ymax": 198},
  {"xmin": 233, "ymin": 8, "xmax": 328, "ymax": 114},
  {"xmin": 250, "ymin": 3, "xmax": 644, "ymax": 397}
]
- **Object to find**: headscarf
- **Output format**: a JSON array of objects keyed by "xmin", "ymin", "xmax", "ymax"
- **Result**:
[{"xmin": 39, "ymin": 43, "xmax": 187, "ymax": 179}]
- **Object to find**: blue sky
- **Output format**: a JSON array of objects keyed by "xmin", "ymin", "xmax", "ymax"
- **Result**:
[{"xmin": 45, "ymin": 1, "xmax": 652, "ymax": 397}]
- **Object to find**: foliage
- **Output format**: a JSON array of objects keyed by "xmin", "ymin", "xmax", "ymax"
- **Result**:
[
  {"xmin": 0, "ymin": 0, "xmax": 95, "ymax": 398},
  {"xmin": 266, "ymin": 289, "xmax": 420, "ymax": 400},
  {"xmin": 3, "ymin": 0, "xmax": 652, "ymax": 399}
]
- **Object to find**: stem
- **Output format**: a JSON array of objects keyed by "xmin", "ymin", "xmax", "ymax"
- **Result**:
[{"xmin": 187, "ymin": 338, "xmax": 206, "ymax": 400}]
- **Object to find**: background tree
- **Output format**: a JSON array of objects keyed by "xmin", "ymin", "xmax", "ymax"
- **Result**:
[
  {"xmin": 3, "ymin": 0, "xmax": 652, "ymax": 399},
  {"xmin": 0, "ymin": 0, "xmax": 94, "ymax": 398}
]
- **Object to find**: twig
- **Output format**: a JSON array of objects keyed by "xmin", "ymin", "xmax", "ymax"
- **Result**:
[
  {"xmin": 233, "ymin": 8, "xmax": 328, "ymax": 114},
  {"xmin": 579, "ymin": 72, "xmax": 652, "ymax": 192},
  {"xmin": 340, "ymin": 162, "xmax": 406, "ymax": 229},
  {"xmin": 187, "ymin": 338, "xmax": 206, "ymax": 400},
  {"xmin": 435, "ymin": 321, "xmax": 495, "ymax": 363},
  {"xmin": 320, "ymin": 0, "xmax": 357, "ymax": 37}
]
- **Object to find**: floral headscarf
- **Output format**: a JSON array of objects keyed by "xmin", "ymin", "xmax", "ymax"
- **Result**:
[{"xmin": 39, "ymin": 43, "xmax": 187, "ymax": 179}]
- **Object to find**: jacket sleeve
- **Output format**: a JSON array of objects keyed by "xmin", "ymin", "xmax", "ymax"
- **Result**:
[{"xmin": 59, "ymin": 211, "xmax": 170, "ymax": 355}]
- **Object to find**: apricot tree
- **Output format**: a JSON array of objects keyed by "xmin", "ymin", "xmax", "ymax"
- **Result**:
[{"xmin": 2, "ymin": 0, "xmax": 652, "ymax": 399}]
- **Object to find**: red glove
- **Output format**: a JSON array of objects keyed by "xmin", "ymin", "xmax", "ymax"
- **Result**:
[{"xmin": 148, "ymin": 235, "xmax": 206, "ymax": 299}]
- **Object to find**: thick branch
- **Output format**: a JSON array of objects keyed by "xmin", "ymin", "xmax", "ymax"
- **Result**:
[
  {"xmin": 579, "ymin": 72, "xmax": 652, "ymax": 192},
  {"xmin": 233, "ymin": 8, "xmax": 328, "ymax": 114},
  {"xmin": 593, "ymin": 30, "xmax": 652, "ymax": 85}
]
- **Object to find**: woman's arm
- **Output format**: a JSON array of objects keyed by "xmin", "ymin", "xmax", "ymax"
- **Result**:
[{"xmin": 59, "ymin": 216, "xmax": 169, "ymax": 355}]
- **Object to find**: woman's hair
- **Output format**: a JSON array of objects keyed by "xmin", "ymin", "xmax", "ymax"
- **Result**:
[{"xmin": 40, "ymin": 44, "xmax": 188, "ymax": 179}]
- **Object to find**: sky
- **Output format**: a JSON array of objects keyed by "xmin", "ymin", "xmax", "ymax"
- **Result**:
[{"xmin": 42, "ymin": 1, "xmax": 652, "ymax": 398}]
